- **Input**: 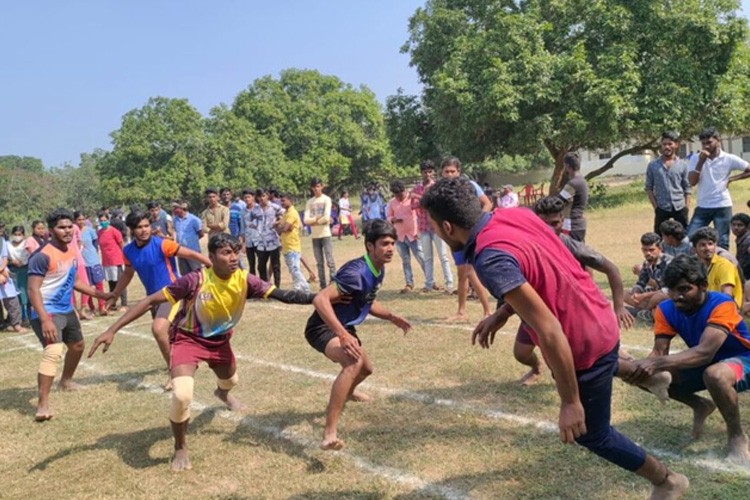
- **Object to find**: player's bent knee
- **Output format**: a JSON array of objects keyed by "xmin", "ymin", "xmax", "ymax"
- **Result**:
[
  {"xmin": 703, "ymin": 364, "xmax": 733, "ymax": 389},
  {"xmin": 216, "ymin": 373, "xmax": 238, "ymax": 391},
  {"xmin": 170, "ymin": 376, "xmax": 194, "ymax": 423},
  {"xmin": 67, "ymin": 340, "xmax": 85, "ymax": 352},
  {"xmin": 39, "ymin": 343, "xmax": 64, "ymax": 377}
]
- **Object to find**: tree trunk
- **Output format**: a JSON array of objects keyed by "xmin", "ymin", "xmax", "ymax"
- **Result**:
[
  {"xmin": 584, "ymin": 140, "xmax": 659, "ymax": 181},
  {"xmin": 545, "ymin": 141, "xmax": 569, "ymax": 195}
]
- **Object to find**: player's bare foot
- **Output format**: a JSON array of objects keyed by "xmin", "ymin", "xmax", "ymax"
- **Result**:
[
  {"xmin": 320, "ymin": 438, "xmax": 345, "ymax": 451},
  {"xmin": 214, "ymin": 389, "xmax": 247, "ymax": 411},
  {"xmin": 34, "ymin": 405, "xmax": 53, "ymax": 422},
  {"xmin": 691, "ymin": 399, "xmax": 716, "ymax": 439},
  {"xmin": 58, "ymin": 380, "xmax": 85, "ymax": 392},
  {"xmin": 640, "ymin": 371, "xmax": 672, "ymax": 403},
  {"xmin": 170, "ymin": 449, "xmax": 192, "ymax": 471},
  {"xmin": 650, "ymin": 472, "xmax": 689, "ymax": 500},
  {"xmin": 446, "ymin": 313, "xmax": 468, "ymax": 322},
  {"xmin": 727, "ymin": 434, "xmax": 750, "ymax": 463},
  {"xmin": 348, "ymin": 390, "xmax": 372, "ymax": 402},
  {"xmin": 518, "ymin": 368, "xmax": 542, "ymax": 386}
]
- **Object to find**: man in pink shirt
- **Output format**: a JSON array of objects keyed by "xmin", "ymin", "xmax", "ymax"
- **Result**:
[
  {"xmin": 387, "ymin": 180, "xmax": 426, "ymax": 293},
  {"xmin": 97, "ymin": 211, "xmax": 127, "ymax": 311}
]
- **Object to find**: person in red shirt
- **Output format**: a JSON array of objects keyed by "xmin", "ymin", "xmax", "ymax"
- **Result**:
[
  {"xmin": 97, "ymin": 211, "xmax": 127, "ymax": 311},
  {"xmin": 420, "ymin": 177, "xmax": 689, "ymax": 500}
]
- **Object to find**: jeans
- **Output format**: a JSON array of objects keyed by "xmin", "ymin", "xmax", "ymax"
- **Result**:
[
  {"xmin": 419, "ymin": 231, "xmax": 453, "ymax": 289},
  {"xmin": 246, "ymin": 246, "xmax": 258, "ymax": 275},
  {"xmin": 312, "ymin": 237, "xmax": 336, "ymax": 288},
  {"xmin": 654, "ymin": 206, "xmax": 689, "ymax": 234},
  {"xmin": 284, "ymin": 251, "xmax": 310, "ymax": 291},
  {"xmin": 257, "ymin": 247, "xmax": 281, "ymax": 287},
  {"xmin": 687, "ymin": 206, "xmax": 733, "ymax": 249},
  {"xmin": 395, "ymin": 237, "xmax": 426, "ymax": 288}
]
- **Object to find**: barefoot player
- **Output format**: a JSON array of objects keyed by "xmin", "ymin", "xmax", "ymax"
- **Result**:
[
  {"xmin": 306, "ymin": 219, "xmax": 411, "ymax": 450},
  {"xmin": 421, "ymin": 178, "xmax": 688, "ymax": 499},
  {"xmin": 89, "ymin": 233, "xmax": 315, "ymax": 471}
]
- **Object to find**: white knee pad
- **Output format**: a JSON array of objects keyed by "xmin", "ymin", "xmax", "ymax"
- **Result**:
[
  {"xmin": 169, "ymin": 376, "xmax": 194, "ymax": 423},
  {"xmin": 216, "ymin": 373, "xmax": 239, "ymax": 391},
  {"xmin": 38, "ymin": 343, "xmax": 64, "ymax": 377}
]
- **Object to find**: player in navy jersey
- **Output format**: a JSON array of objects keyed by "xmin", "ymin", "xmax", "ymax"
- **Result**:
[{"xmin": 306, "ymin": 219, "xmax": 411, "ymax": 450}]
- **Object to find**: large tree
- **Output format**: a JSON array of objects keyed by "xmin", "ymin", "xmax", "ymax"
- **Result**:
[
  {"xmin": 384, "ymin": 89, "xmax": 441, "ymax": 168},
  {"xmin": 404, "ymin": 0, "xmax": 750, "ymax": 189},
  {"xmin": 232, "ymin": 69, "xmax": 400, "ymax": 193}
]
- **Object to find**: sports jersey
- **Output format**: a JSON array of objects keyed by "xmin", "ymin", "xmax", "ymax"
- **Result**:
[
  {"xmin": 163, "ymin": 268, "xmax": 274, "ymax": 338},
  {"xmin": 465, "ymin": 208, "xmax": 619, "ymax": 371},
  {"xmin": 706, "ymin": 253, "xmax": 743, "ymax": 307},
  {"xmin": 27, "ymin": 241, "xmax": 78, "ymax": 318},
  {"xmin": 309, "ymin": 255, "xmax": 384, "ymax": 328},
  {"xmin": 123, "ymin": 236, "xmax": 180, "ymax": 295},
  {"xmin": 655, "ymin": 291, "xmax": 750, "ymax": 362}
]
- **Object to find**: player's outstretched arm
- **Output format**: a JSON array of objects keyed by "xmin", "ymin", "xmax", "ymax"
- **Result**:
[
  {"xmin": 176, "ymin": 246, "xmax": 212, "ymax": 268},
  {"xmin": 369, "ymin": 300, "xmax": 411, "ymax": 334},
  {"xmin": 268, "ymin": 287, "xmax": 315, "ymax": 305},
  {"xmin": 505, "ymin": 283, "xmax": 585, "ymax": 445},
  {"xmin": 88, "ymin": 290, "xmax": 168, "ymax": 357}
]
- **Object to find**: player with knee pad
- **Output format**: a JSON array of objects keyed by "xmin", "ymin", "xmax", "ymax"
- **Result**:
[
  {"xmin": 27, "ymin": 208, "xmax": 113, "ymax": 422},
  {"xmin": 90, "ymin": 233, "xmax": 315, "ymax": 471}
]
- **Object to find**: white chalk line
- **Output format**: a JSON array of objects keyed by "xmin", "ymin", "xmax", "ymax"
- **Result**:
[{"xmin": 4, "ymin": 333, "xmax": 467, "ymax": 500}]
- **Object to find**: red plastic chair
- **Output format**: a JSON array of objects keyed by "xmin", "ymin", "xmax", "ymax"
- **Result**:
[
  {"xmin": 534, "ymin": 182, "xmax": 545, "ymax": 199},
  {"xmin": 520, "ymin": 184, "xmax": 536, "ymax": 205}
]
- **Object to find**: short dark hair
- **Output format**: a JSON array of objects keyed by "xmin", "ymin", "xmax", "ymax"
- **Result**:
[
  {"xmin": 204, "ymin": 187, "xmax": 218, "ymax": 196},
  {"xmin": 661, "ymin": 131, "xmax": 680, "ymax": 142},
  {"xmin": 219, "ymin": 187, "xmax": 232, "ymax": 195},
  {"xmin": 640, "ymin": 232, "xmax": 661, "ymax": 247},
  {"xmin": 664, "ymin": 254, "xmax": 708, "ymax": 289},
  {"xmin": 563, "ymin": 152, "xmax": 580, "ymax": 171},
  {"xmin": 208, "ymin": 233, "xmax": 242, "ymax": 254},
  {"xmin": 420, "ymin": 159, "xmax": 435, "ymax": 171},
  {"xmin": 11, "ymin": 225, "xmax": 25, "ymax": 235},
  {"xmin": 731, "ymin": 213, "xmax": 750, "ymax": 227},
  {"xmin": 440, "ymin": 156, "xmax": 462, "ymax": 171},
  {"xmin": 420, "ymin": 177, "xmax": 483, "ymax": 230},
  {"xmin": 255, "ymin": 188, "xmax": 268, "ymax": 198},
  {"xmin": 97, "ymin": 211, "xmax": 110, "ymax": 220},
  {"xmin": 698, "ymin": 127, "xmax": 720, "ymax": 141},
  {"xmin": 659, "ymin": 219, "xmax": 686, "ymax": 240},
  {"xmin": 46, "ymin": 208, "xmax": 74, "ymax": 229},
  {"xmin": 31, "ymin": 219, "xmax": 45, "ymax": 229},
  {"xmin": 73, "ymin": 210, "xmax": 84, "ymax": 220},
  {"xmin": 690, "ymin": 226, "xmax": 718, "ymax": 246},
  {"xmin": 389, "ymin": 180, "xmax": 405, "ymax": 194},
  {"xmin": 310, "ymin": 177, "xmax": 323, "ymax": 187},
  {"xmin": 279, "ymin": 192, "xmax": 294, "ymax": 202},
  {"xmin": 125, "ymin": 211, "xmax": 150, "ymax": 230},
  {"xmin": 363, "ymin": 219, "xmax": 397, "ymax": 247},
  {"xmin": 146, "ymin": 201, "xmax": 159, "ymax": 210},
  {"xmin": 533, "ymin": 196, "xmax": 565, "ymax": 216},
  {"xmin": 240, "ymin": 188, "xmax": 254, "ymax": 197}
]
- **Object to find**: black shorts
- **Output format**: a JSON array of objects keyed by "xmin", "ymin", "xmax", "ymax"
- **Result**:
[
  {"xmin": 31, "ymin": 312, "xmax": 82, "ymax": 347},
  {"xmin": 304, "ymin": 317, "xmax": 359, "ymax": 354}
]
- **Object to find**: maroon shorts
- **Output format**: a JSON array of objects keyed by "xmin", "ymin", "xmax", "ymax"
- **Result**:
[
  {"xmin": 515, "ymin": 323, "xmax": 535, "ymax": 346},
  {"xmin": 170, "ymin": 330, "xmax": 235, "ymax": 369}
]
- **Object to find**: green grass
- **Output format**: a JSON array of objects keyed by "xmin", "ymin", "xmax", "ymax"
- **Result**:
[{"xmin": 3, "ymin": 183, "xmax": 750, "ymax": 498}]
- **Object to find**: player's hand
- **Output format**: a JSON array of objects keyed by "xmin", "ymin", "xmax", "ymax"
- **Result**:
[
  {"xmin": 471, "ymin": 311, "xmax": 508, "ymax": 348},
  {"xmin": 0, "ymin": 274, "xmax": 6, "ymax": 285},
  {"xmin": 339, "ymin": 333, "xmax": 362, "ymax": 360},
  {"xmin": 699, "ymin": 149, "xmax": 710, "ymax": 161},
  {"xmin": 105, "ymin": 295, "xmax": 118, "ymax": 310},
  {"xmin": 88, "ymin": 330, "xmax": 115, "ymax": 357},
  {"xmin": 622, "ymin": 358, "xmax": 660, "ymax": 385},
  {"xmin": 558, "ymin": 401, "xmax": 587, "ymax": 444},
  {"xmin": 99, "ymin": 291, "xmax": 115, "ymax": 303},
  {"xmin": 615, "ymin": 306, "xmax": 634, "ymax": 330},
  {"xmin": 390, "ymin": 314, "xmax": 411, "ymax": 335},
  {"xmin": 41, "ymin": 318, "xmax": 58, "ymax": 344}
]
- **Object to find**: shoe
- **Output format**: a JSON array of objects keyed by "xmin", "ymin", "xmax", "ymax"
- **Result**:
[
  {"xmin": 420, "ymin": 287, "xmax": 431, "ymax": 293},
  {"xmin": 432, "ymin": 284, "xmax": 444, "ymax": 292},
  {"xmin": 400, "ymin": 285, "xmax": 414, "ymax": 294}
]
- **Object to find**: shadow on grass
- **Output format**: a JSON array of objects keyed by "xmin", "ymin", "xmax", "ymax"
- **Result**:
[
  {"xmin": 288, "ymin": 492, "xmax": 384, "ymax": 500},
  {"xmin": 29, "ymin": 407, "xmax": 219, "ymax": 472},
  {"xmin": 225, "ymin": 409, "xmax": 327, "ymax": 474}
]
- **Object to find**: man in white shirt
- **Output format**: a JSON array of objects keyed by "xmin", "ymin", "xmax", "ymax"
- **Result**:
[
  {"xmin": 304, "ymin": 178, "xmax": 336, "ymax": 289},
  {"xmin": 688, "ymin": 127, "xmax": 750, "ymax": 249}
]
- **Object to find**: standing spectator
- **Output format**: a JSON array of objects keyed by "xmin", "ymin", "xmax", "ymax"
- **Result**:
[
  {"xmin": 388, "ymin": 180, "xmax": 426, "ymax": 294},
  {"xmin": 304, "ymin": 178, "xmax": 336, "ymax": 288},
  {"xmin": 688, "ymin": 127, "xmax": 750, "ymax": 249},
  {"xmin": 239, "ymin": 189, "xmax": 260, "ymax": 275},
  {"xmin": 254, "ymin": 188, "xmax": 283, "ymax": 287},
  {"xmin": 26, "ymin": 220, "xmax": 48, "ymax": 254},
  {"xmin": 361, "ymin": 184, "xmax": 386, "ymax": 222},
  {"xmin": 221, "ymin": 187, "xmax": 245, "ymax": 239},
  {"xmin": 7, "ymin": 225, "xmax": 30, "ymax": 324},
  {"xmin": 498, "ymin": 184, "xmax": 520, "ymax": 208},
  {"xmin": 147, "ymin": 201, "xmax": 174, "ymax": 239},
  {"xmin": 110, "ymin": 208, "xmax": 128, "ymax": 242},
  {"xmin": 337, "ymin": 190, "xmax": 359, "ymax": 239},
  {"xmin": 0, "ymin": 235, "xmax": 25, "ymax": 332},
  {"xmin": 97, "ymin": 211, "xmax": 127, "ymax": 312},
  {"xmin": 172, "ymin": 201, "xmax": 204, "ymax": 276},
  {"xmin": 558, "ymin": 152, "xmax": 589, "ymax": 242},
  {"xmin": 731, "ymin": 213, "xmax": 750, "ymax": 281},
  {"xmin": 645, "ymin": 131, "xmax": 691, "ymax": 232},
  {"xmin": 201, "ymin": 187, "xmax": 230, "ymax": 237},
  {"xmin": 411, "ymin": 160, "xmax": 453, "ymax": 293},
  {"xmin": 75, "ymin": 211, "xmax": 106, "ymax": 316},
  {"xmin": 278, "ymin": 193, "xmax": 310, "ymax": 291}
]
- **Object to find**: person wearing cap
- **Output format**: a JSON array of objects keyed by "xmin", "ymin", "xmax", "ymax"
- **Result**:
[
  {"xmin": 173, "ymin": 201, "xmax": 205, "ymax": 276},
  {"xmin": 498, "ymin": 184, "xmax": 519, "ymax": 209},
  {"xmin": 304, "ymin": 178, "xmax": 336, "ymax": 289}
]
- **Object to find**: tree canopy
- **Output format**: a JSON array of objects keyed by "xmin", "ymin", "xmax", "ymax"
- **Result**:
[{"xmin": 403, "ymin": 0, "xmax": 750, "ymax": 188}]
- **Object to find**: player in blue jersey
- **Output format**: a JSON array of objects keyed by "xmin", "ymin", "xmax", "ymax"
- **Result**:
[{"xmin": 306, "ymin": 219, "xmax": 411, "ymax": 450}]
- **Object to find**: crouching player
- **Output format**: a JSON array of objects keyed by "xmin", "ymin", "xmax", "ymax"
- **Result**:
[{"xmin": 88, "ymin": 234, "xmax": 315, "ymax": 471}]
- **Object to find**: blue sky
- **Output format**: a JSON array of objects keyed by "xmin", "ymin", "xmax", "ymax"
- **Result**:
[{"xmin": 1, "ymin": 1, "xmax": 749, "ymax": 168}]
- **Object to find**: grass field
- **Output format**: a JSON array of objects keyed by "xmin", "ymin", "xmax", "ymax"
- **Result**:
[{"xmin": 3, "ymin": 181, "xmax": 750, "ymax": 499}]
